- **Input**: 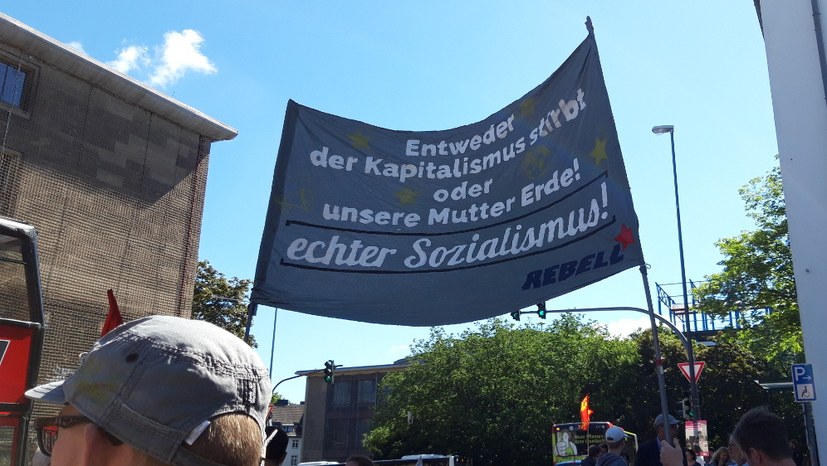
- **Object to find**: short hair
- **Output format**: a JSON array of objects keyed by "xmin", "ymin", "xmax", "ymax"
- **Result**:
[
  {"xmin": 732, "ymin": 407, "xmax": 793, "ymax": 461},
  {"xmin": 141, "ymin": 413, "xmax": 262, "ymax": 466},
  {"xmin": 588, "ymin": 445, "xmax": 602, "ymax": 457},
  {"xmin": 265, "ymin": 426, "xmax": 289, "ymax": 463},
  {"xmin": 346, "ymin": 454, "xmax": 375, "ymax": 466},
  {"xmin": 686, "ymin": 449, "xmax": 697, "ymax": 460}
]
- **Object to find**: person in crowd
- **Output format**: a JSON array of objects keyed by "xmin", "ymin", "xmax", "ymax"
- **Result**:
[
  {"xmin": 263, "ymin": 426, "xmax": 289, "ymax": 466},
  {"xmin": 26, "ymin": 315, "xmax": 271, "ymax": 466},
  {"xmin": 686, "ymin": 449, "xmax": 700, "ymax": 466},
  {"xmin": 598, "ymin": 426, "xmax": 629, "ymax": 466},
  {"xmin": 662, "ymin": 407, "xmax": 795, "ymax": 466},
  {"xmin": 636, "ymin": 413, "xmax": 685, "ymax": 466},
  {"xmin": 583, "ymin": 444, "xmax": 602, "ymax": 466},
  {"xmin": 694, "ymin": 445, "xmax": 706, "ymax": 466},
  {"xmin": 346, "ymin": 454, "xmax": 375, "ymax": 466},
  {"xmin": 712, "ymin": 446, "xmax": 736, "ymax": 466},
  {"xmin": 729, "ymin": 434, "xmax": 748, "ymax": 466},
  {"xmin": 600, "ymin": 443, "xmax": 610, "ymax": 457}
]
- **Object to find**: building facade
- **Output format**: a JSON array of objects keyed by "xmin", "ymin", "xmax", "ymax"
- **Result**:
[
  {"xmin": 298, "ymin": 361, "xmax": 410, "ymax": 463},
  {"xmin": 0, "ymin": 13, "xmax": 235, "ymax": 408},
  {"xmin": 271, "ymin": 402, "xmax": 306, "ymax": 466}
]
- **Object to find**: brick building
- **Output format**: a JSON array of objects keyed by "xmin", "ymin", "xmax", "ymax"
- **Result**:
[
  {"xmin": 297, "ymin": 360, "xmax": 410, "ymax": 463},
  {"xmin": 0, "ymin": 12, "xmax": 236, "ymax": 403}
]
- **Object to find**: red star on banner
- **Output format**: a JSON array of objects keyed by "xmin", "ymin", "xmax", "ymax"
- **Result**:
[{"xmin": 614, "ymin": 224, "xmax": 635, "ymax": 250}]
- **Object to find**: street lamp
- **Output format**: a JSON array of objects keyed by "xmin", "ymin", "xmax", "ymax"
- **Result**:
[{"xmin": 653, "ymin": 124, "xmax": 702, "ymax": 421}]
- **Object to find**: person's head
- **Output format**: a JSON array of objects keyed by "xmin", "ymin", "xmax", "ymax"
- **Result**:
[
  {"xmin": 729, "ymin": 435, "xmax": 745, "ymax": 466},
  {"xmin": 686, "ymin": 448, "xmax": 698, "ymax": 464},
  {"xmin": 588, "ymin": 445, "xmax": 602, "ymax": 458},
  {"xmin": 605, "ymin": 426, "xmax": 627, "ymax": 452},
  {"xmin": 599, "ymin": 443, "xmax": 609, "ymax": 456},
  {"xmin": 731, "ymin": 407, "xmax": 793, "ymax": 466},
  {"xmin": 264, "ymin": 426, "xmax": 289, "ymax": 466},
  {"xmin": 346, "ymin": 454, "xmax": 374, "ymax": 466},
  {"xmin": 713, "ymin": 446, "xmax": 731, "ymax": 465},
  {"xmin": 654, "ymin": 413, "xmax": 682, "ymax": 441},
  {"xmin": 26, "ymin": 315, "xmax": 271, "ymax": 466}
]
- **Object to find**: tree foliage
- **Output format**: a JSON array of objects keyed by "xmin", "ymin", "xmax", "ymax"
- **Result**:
[
  {"xmin": 363, "ymin": 315, "xmax": 639, "ymax": 466},
  {"xmin": 693, "ymin": 165, "xmax": 802, "ymax": 365},
  {"xmin": 363, "ymin": 316, "xmax": 805, "ymax": 465},
  {"xmin": 192, "ymin": 260, "xmax": 255, "ymax": 347}
]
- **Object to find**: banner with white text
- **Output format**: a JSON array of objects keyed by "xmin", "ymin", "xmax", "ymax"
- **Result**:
[{"xmin": 251, "ymin": 32, "xmax": 644, "ymax": 326}]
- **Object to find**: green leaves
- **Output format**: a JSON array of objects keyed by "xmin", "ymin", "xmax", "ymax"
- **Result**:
[
  {"xmin": 363, "ymin": 316, "xmax": 638, "ymax": 466},
  {"xmin": 192, "ymin": 260, "xmax": 255, "ymax": 347},
  {"xmin": 694, "ymin": 165, "xmax": 802, "ymax": 365}
]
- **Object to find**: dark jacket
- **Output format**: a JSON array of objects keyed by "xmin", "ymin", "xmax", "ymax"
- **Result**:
[
  {"xmin": 635, "ymin": 439, "xmax": 662, "ymax": 466},
  {"xmin": 636, "ymin": 439, "xmax": 688, "ymax": 466},
  {"xmin": 597, "ymin": 452, "xmax": 627, "ymax": 466},
  {"xmin": 582, "ymin": 456, "xmax": 598, "ymax": 466}
]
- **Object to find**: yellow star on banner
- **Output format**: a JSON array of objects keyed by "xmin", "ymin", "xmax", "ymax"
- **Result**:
[
  {"xmin": 349, "ymin": 132, "xmax": 370, "ymax": 151},
  {"xmin": 590, "ymin": 138, "xmax": 608, "ymax": 165},
  {"xmin": 395, "ymin": 187, "xmax": 419, "ymax": 206},
  {"xmin": 520, "ymin": 97, "xmax": 536, "ymax": 118},
  {"xmin": 520, "ymin": 146, "xmax": 551, "ymax": 180}
]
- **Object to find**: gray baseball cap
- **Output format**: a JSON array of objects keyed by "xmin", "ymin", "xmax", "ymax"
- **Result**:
[{"xmin": 26, "ymin": 315, "xmax": 271, "ymax": 466}]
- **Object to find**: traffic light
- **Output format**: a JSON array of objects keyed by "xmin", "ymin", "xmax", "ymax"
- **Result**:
[
  {"xmin": 679, "ymin": 398, "xmax": 691, "ymax": 420},
  {"xmin": 324, "ymin": 360, "xmax": 335, "ymax": 384},
  {"xmin": 510, "ymin": 310, "xmax": 521, "ymax": 321},
  {"xmin": 537, "ymin": 302, "xmax": 547, "ymax": 319}
]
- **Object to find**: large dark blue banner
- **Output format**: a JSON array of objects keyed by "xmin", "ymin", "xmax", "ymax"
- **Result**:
[{"xmin": 251, "ymin": 33, "xmax": 644, "ymax": 326}]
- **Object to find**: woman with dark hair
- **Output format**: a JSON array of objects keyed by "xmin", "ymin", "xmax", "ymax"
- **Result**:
[{"xmin": 685, "ymin": 449, "xmax": 699, "ymax": 466}]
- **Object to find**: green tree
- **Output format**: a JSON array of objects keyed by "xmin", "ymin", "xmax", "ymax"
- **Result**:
[
  {"xmin": 192, "ymin": 260, "xmax": 256, "ymax": 347},
  {"xmin": 693, "ymin": 165, "xmax": 802, "ymax": 366},
  {"xmin": 363, "ymin": 315, "xmax": 639, "ymax": 466}
]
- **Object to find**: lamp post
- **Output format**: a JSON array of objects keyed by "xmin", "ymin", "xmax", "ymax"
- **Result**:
[{"xmin": 652, "ymin": 124, "xmax": 702, "ymax": 421}]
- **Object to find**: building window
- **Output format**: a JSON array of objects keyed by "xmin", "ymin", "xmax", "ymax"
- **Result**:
[
  {"xmin": 357, "ymin": 379, "xmax": 376, "ymax": 405},
  {"xmin": 290, "ymin": 455, "xmax": 298, "ymax": 466},
  {"xmin": 0, "ymin": 58, "xmax": 31, "ymax": 110},
  {"xmin": 291, "ymin": 439, "xmax": 299, "ymax": 449},
  {"xmin": 332, "ymin": 381, "xmax": 352, "ymax": 408}
]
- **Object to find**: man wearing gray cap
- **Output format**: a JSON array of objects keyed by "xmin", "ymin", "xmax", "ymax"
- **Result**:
[
  {"xmin": 636, "ymin": 413, "xmax": 686, "ymax": 466},
  {"xmin": 26, "ymin": 315, "xmax": 272, "ymax": 466}
]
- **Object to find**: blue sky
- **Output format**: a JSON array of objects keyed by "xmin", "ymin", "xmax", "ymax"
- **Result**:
[{"xmin": 5, "ymin": 2, "xmax": 779, "ymax": 403}]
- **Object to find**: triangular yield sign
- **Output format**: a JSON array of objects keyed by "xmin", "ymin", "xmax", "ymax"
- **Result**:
[{"xmin": 678, "ymin": 361, "xmax": 705, "ymax": 382}]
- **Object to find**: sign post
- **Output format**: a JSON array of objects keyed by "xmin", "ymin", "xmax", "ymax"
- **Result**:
[
  {"xmin": 792, "ymin": 364, "xmax": 816, "ymax": 402},
  {"xmin": 678, "ymin": 361, "xmax": 705, "ymax": 383}
]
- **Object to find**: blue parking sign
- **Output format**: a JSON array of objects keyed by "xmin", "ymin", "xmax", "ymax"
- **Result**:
[{"xmin": 792, "ymin": 364, "xmax": 816, "ymax": 402}]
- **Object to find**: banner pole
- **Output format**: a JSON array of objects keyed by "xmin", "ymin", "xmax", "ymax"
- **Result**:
[{"xmin": 640, "ymin": 263, "xmax": 673, "ymax": 444}]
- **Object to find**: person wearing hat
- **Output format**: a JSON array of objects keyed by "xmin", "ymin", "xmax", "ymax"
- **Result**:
[
  {"xmin": 26, "ymin": 315, "xmax": 272, "ymax": 466},
  {"xmin": 598, "ymin": 426, "xmax": 629, "ymax": 466},
  {"xmin": 661, "ymin": 408, "xmax": 795, "ymax": 466},
  {"xmin": 635, "ymin": 413, "xmax": 686, "ymax": 466}
]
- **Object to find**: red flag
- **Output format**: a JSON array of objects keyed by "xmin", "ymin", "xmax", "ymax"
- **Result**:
[
  {"xmin": 580, "ymin": 394, "xmax": 594, "ymax": 430},
  {"xmin": 101, "ymin": 289, "xmax": 124, "ymax": 336}
]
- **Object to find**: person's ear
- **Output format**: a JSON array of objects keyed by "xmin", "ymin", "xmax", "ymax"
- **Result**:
[{"xmin": 746, "ymin": 447, "xmax": 764, "ymax": 466}]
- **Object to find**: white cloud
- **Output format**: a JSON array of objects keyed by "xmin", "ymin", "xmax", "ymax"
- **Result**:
[
  {"xmin": 148, "ymin": 29, "xmax": 217, "ymax": 88},
  {"xmin": 108, "ymin": 45, "xmax": 150, "ymax": 74},
  {"xmin": 67, "ymin": 41, "xmax": 86, "ymax": 54},
  {"xmin": 605, "ymin": 316, "xmax": 651, "ymax": 338}
]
